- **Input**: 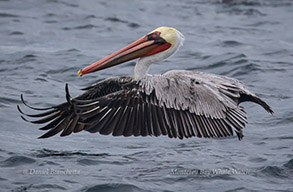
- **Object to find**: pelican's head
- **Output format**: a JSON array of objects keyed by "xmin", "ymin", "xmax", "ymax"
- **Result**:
[
  {"xmin": 78, "ymin": 26, "xmax": 184, "ymax": 78},
  {"xmin": 150, "ymin": 26, "xmax": 184, "ymax": 51}
]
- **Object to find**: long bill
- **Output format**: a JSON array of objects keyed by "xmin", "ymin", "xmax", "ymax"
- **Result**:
[{"xmin": 77, "ymin": 35, "xmax": 171, "ymax": 76}]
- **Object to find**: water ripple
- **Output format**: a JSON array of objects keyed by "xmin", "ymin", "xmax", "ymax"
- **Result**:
[
  {"xmin": 62, "ymin": 24, "xmax": 96, "ymax": 30},
  {"xmin": 104, "ymin": 17, "xmax": 140, "ymax": 28},
  {"xmin": 0, "ymin": 156, "xmax": 36, "ymax": 167},
  {"xmin": 82, "ymin": 183, "xmax": 148, "ymax": 192},
  {"xmin": 218, "ymin": 40, "xmax": 244, "ymax": 47},
  {"xmin": 9, "ymin": 31, "xmax": 24, "ymax": 35},
  {"xmin": 283, "ymin": 159, "xmax": 293, "ymax": 169},
  {"xmin": 260, "ymin": 165, "xmax": 289, "ymax": 179},
  {"xmin": 0, "ymin": 13, "xmax": 19, "ymax": 18},
  {"xmin": 33, "ymin": 148, "xmax": 109, "ymax": 158},
  {"xmin": 12, "ymin": 184, "xmax": 66, "ymax": 192}
]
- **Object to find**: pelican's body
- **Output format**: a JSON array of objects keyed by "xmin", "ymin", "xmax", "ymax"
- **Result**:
[{"xmin": 18, "ymin": 27, "xmax": 273, "ymax": 140}]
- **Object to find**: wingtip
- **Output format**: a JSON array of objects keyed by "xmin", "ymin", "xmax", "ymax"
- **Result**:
[
  {"xmin": 20, "ymin": 94, "xmax": 25, "ymax": 104},
  {"xmin": 236, "ymin": 131, "xmax": 244, "ymax": 141},
  {"xmin": 263, "ymin": 101, "xmax": 274, "ymax": 114},
  {"xmin": 268, "ymin": 108, "xmax": 274, "ymax": 115},
  {"xmin": 20, "ymin": 115, "xmax": 29, "ymax": 122},
  {"xmin": 20, "ymin": 94, "xmax": 52, "ymax": 111},
  {"xmin": 65, "ymin": 83, "xmax": 72, "ymax": 104},
  {"xmin": 38, "ymin": 132, "xmax": 51, "ymax": 139},
  {"xmin": 17, "ymin": 105, "xmax": 27, "ymax": 116},
  {"xmin": 17, "ymin": 105, "xmax": 22, "ymax": 113},
  {"xmin": 60, "ymin": 131, "xmax": 71, "ymax": 137}
]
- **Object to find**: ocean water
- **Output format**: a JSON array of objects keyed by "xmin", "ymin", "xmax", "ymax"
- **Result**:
[{"xmin": 0, "ymin": 0, "xmax": 292, "ymax": 191}]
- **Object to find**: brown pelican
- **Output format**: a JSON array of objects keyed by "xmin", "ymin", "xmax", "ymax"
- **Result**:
[{"xmin": 18, "ymin": 26, "xmax": 273, "ymax": 140}]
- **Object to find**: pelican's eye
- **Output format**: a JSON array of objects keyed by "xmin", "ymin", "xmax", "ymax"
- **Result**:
[
  {"xmin": 152, "ymin": 31, "xmax": 161, "ymax": 39},
  {"xmin": 147, "ymin": 31, "xmax": 162, "ymax": 41}
]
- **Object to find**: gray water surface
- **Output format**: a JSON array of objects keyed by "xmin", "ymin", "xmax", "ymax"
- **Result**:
[{"xmin": 0, "ymin": 0, "xmax": 292, "ymax": 191}]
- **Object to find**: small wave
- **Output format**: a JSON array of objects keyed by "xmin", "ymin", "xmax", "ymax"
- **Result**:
[
  {"xmin": 261, "ymin": 112, "xmax": 293, "ymax": 127},
  {"xmin": 0, "ymin": 13, "xmax": 19, "ymax": 18},
  {"xmin": 9, "ymin": 31, "xmax": 24, "ymax": 35},
  {"xmin": 211, "ymin": 174, "xmax": 237, "ymax": 181},
  {"xmin": 218, "ymin": 40, "xmax": 244, "ymax": 47},
  {"xmin": 128, "ymin": 23, "xmax": 140, "ymax": 28},
  {"xmin": 0, "ymin": 96, "xmax": 22, "ymax": 105},
  {"xmin": 44, "ymin": 20, "xmax": 58, "ymax": 24},
  {"xmin": 16, "ymin": 54, "xmax": 38, "ymax": 64},
  {"xmin": 83, "ymin": 183, "xmax": 146, "ymax": 192},
  {"xmin": 13, "ymin": 184, "xmax": 66, "ymax": 192},
  {"xmin": 67, "ymin": 48, "xmax": 80, "ymax": 52},
  {"xmin": 263, "ymin": 136, "xmax": 293, "ymax": 141},
  {"xmin": 104, "ymin": 17, "xmax": 140, "ymax": 28},
  {"xmin": 230, "ymin": 63, "xmax": 262, "ymax": 77},
  {"xmin": 61, "ymin": 2, "xmax": 78, "ymax": 8},
  {"xmin": 193, "ymin": 53, "xmax": 248, "ymax": 72},
  {"xmin": 248, "ymin": 157, "xmax": 267, "ymax": 163},
  {"xmin": 34, "ymin": 77, "xmax": 48, "ymax": 82},
  {"xmin": 77, "ymin": 158, "xmax": 104, "ymax": 166},
  {"xmin": 236, "ymin": 8, "xmax": 266, "ymax": 16},
  {"xmin": 0, "ymin": 177, "xmax": 7, "ymax": 181},
  {"xmin": 219, "ymin": 0, "xmax": 261, "ymax": 6},
  {"xmin": 260, "ymin": 165, "xmax": 289, "ymax": 179},
  {"xmin": 0, "ymin": 103, "xmax": 8, "ymax": 108},
  {"xmin": 11, "ymin": 185, "xmax": 33, "ymax": 192},
  {"xmin": 262, "ymin": 49, "xmax": 290, "ymax": 56},
  {"xmin": 23, "ymin": 54, "xmax": 37, "ymax": 58},
  {"xmin": 283, "ymin": 159, "xmax": 293, "ymax": 169},
  {"xmin": 218, "ymin": 6, "xmax": 266, "ymax": 16},
  {"xmin": 84, "ymin": 15, "xmax": 97, "ymax": 19},
  {"xmin": 224, "ymin": 187, "xmax": 247, "ymax": 192},
  {"xmin": 105, "ymin": 17, "xmax": 126, "ymax": 23},
  {"xmin": 205, "ymin": 53, "xmax": 246, "ymax": 66},
  {"xmin": 54, "ymin": 48, "xmax": 80, "ymax": 56},
  {"xmin": 245, "ymin": 21, "xmax": 280, "ymax": 27},
  {"xmin": 0, "ymin": 156, "xmax": 36, "ymax": 167},
  {"xmin": 253, "ymin": 141, "xmax": 266, "ymax": 146},
  {"xmin": 46, "ymin": 13, "xmax": 56, "ymax": 17},
  {"xmin": 32, "ymin": 184, "xmax": 66, "ymax": 190},
  {"xmin": 46, "ymin": 66, "xmax": 77, "ymax": 74},
  {"xmin": 33, "ymin": 148, "xmax": 108, "ymax": 158},
  {"xmin": 46, "ymin": 0, "xmax": 78, "ymax": 8},
  {"xmin": 271, "ymin": 146, "xmax": 290, "ymax": 151},
  {"xmin": 261, "ymin": 1, "xmax": 293, "ymax": 7},
  {"xmin": 62, "ymin": 24, "xmax": 96, "ymax": 30},
  {"xmin": 216, "ymin": 26, "xmax": 267, "ymax": 33}
]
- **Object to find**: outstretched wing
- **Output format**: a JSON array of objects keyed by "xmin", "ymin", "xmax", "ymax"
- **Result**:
[
  {"xmin": 18, "ymin": 70, "xmax": 273, "ymax": 140},
  {"xmin": 18, "ymin": 76, "xmax": 134, "ymax": 138}
]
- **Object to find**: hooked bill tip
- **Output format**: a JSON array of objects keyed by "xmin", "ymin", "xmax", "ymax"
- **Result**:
[{"xmin": 77, "ymin": 70, "xmax": 83, "ymax": 77}]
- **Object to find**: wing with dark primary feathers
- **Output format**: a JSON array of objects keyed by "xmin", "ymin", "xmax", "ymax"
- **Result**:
[
  {"xmin": 18, "ymin": 70, "xmax": 273, "ymax": 140},
  {"xmin": 18, "ymin": 76, "xmax": 134, "ymax": 138}
]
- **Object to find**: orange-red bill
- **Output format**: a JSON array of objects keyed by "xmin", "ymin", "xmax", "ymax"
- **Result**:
[{"xmin": 78, "ymin": 34, "xmax": 171, "ymax": 76}]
